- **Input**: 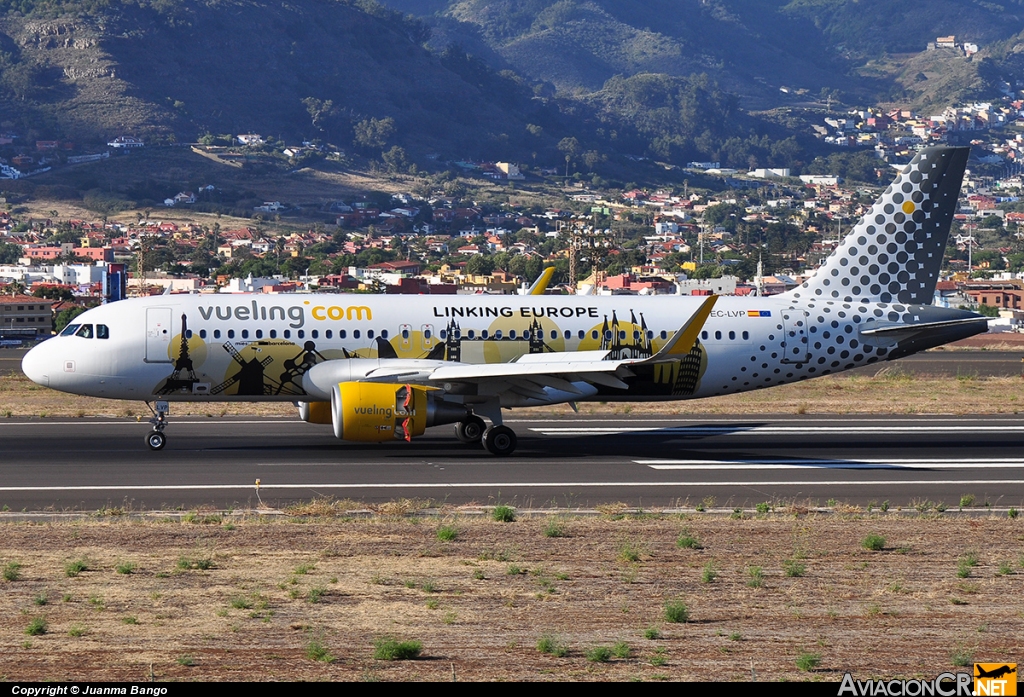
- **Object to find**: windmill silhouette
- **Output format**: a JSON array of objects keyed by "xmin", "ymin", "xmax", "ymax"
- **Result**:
[{"xmin": 211, "ymin": 343, "xmax": 275, "ymax": 395}]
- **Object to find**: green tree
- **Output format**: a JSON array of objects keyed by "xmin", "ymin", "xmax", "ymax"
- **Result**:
[{"xmin": 353, "ymin": 117, "xmax": 395, "ymax": 151}]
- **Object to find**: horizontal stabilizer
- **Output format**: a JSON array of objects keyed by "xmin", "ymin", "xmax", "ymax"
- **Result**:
[{"xmin": 860, "ymin": 316, "xmax": 990, "ymax": 337}]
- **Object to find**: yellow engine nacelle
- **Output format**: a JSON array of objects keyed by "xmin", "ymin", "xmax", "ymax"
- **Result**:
[
  {"xmin": 297, "ymin": 401, "xmax": 332, "ymax": 424},
  {"xmin": 331, "ymin": 382, "xmax": 429, "ymax": 442}
]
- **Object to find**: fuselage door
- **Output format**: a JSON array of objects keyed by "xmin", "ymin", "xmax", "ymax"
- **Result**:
[
  {"xmin": 781, "ymin": 310, "xmax": 810, "ymax": 364},
  {"xmin": 145, "ymin": 307, "xmax": 173, "ymax": 363}
]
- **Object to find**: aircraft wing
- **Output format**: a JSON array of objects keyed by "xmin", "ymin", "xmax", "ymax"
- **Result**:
[
  {"xmin": 423, "ymin": 295, "xmax": 718, "ymax": 395},
  {"xmin": 301, "ymin": 296, "xmax": 718, "ymax": 403}
]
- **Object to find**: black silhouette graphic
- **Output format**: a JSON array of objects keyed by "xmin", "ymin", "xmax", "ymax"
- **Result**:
[
  {"xmin": 276, "ymin": 341, "xmax": 326, "ymax": 395},
  {"xmin": 156, "ymin": 314, "xmax": 202, "ymax": 395},
  {"xmin": 212, "ymin": 343, "xmax": 274, "ymax": 395},
  {"xmin": 600, "ymin": 310, "xmax": 653, "ymax": 360},
  {"xmin": 976, "ymin": 666, "xmax": 1017, "ymax": 680}
]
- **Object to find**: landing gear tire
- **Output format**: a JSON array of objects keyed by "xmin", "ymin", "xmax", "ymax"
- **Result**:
[
  {"xmin": 454, "ymin": 416, "xmax": 486, "ymax": 444},
  {"xmin": 146, "ymin": 431, "xmax": 166, "ymax": 451},
  {"xmin": 483, "ymin": 425, "xmax": 517, "ymax": 456}
]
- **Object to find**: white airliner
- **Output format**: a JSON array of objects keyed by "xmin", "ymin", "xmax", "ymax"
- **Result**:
[{"xmin": 21, "ymin": 146, "xmax": 986, "ymax": 455}]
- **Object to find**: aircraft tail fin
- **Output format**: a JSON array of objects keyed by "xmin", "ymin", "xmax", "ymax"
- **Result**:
[{"xmin": 786, "ymin": 145, "xmax": 969, "ymax": 305}]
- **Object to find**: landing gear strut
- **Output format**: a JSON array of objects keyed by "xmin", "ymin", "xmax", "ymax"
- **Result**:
[
  {"xmin": 146, "ymin": 400, "xmax": 169, "ymax": 451},
  {"xmin": 454, "ymin": 415, "xmax": 486, "ymax": 444}
]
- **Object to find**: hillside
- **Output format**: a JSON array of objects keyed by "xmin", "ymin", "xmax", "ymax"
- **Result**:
[
  {"xmin": 0, "ymin": 0, "xmax": 554, "ymax": 158},
  {"xmin": 384, "ymin": 0, "xmax": 1024, "ymax": 109}
]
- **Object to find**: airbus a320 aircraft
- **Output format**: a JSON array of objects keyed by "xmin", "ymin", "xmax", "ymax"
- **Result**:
[{"xmin": 22, "ymin": 146, "xmax": 987, "ymax": 455}]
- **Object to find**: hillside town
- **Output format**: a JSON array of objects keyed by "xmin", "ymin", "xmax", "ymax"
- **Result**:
[{"xmin": 9, "ymin": 62, "xmax": 1024, "ymax": 338}]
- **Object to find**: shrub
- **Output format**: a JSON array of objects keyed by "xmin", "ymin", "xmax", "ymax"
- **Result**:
[
  {"xmin": 756, "ymin": 502, "xmax": 770, "ymax": 514},
  {"xmin": 64, "ymin": 558, "xmax": 88, "ymax": 577},
  {"xmin": 747, "ymin": 566, "xmax": 764, "ymax": 588},
  {"xmin": 664, "ymin": 600, "xmax": 689, "ymax": 623},
  {"xmin": 618, "ymin": 540, "xmax": 643, "ymax": 563},
  {"xmin": 796, "ymin": 651, "xmax": 821, "ymax": 671},
  {"xmin": 643, "ymin": 627, "xmax": 661, "ymax": 640},
  {"xmin": 783, "ymin": 559, "xmax": 806, "ymax": 577},
  {"xmin": 677, "ymin": 533, "xmax": 702, "ymax": 549},
  {"xmin": 586, "ymin": 645, "xmax": 612, "ymax": 663},
  {"xmin": 950, "ymin": 646, "xmax": 973, "ymax": 667},
  {"xmin": 436, "ymin": 525, "xmax": 458, "ymax": 542},
  {"xmin": 374, "ymin": 636, "xmax": 422, "ymax": 660},
  {"xmin": 701, "ymin": 563, "xmax": 716, "ymax": 584},
  {"xmin": 116, "ymin": 561, "xmax": 136, "ymax": 575},
  {"xmin": 68, "ymin": 624, "xmax": 86, "ymax": 637},
  {"xmin": 492, "ymin": 505, "xmax": 516, "ymax": 523},
  {"xmin": 1009, "ymin": 508, "xmax": 1018, "ymax": 519},
  {"xmin": 537, "ymin": 634, "xmax": 569, "ymax": 657},
  {"xmin": 25, "ymin": 618, "xmax": 47, "ymax": 636},
  {"xmin": 862, "ymin": 534, "xmax": 886, "ymax": 552},
  {"xmin": 612, "ymin": 641, "xmax": 631, "ymax": 659},
  {"xmin": 543, "ymin": 519, "xmax": 566, "ymax": 538},
  {"xmin": 305, "ymin": 638, "xmax": 333, "ymax": 662},
  {"xmin": 3, "ymin": 561, "xmax": 22, "ymax": 581}
]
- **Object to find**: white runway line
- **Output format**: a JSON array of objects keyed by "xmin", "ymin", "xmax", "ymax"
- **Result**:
[
  {"xmin": 638, "ymin": 458, "xmax": 1024, "ymax": 470},
  {"xmin": 534, "ymin": 425, "xmax": 1024, "ymax": 435},
  {"xmin": 1, "ymin": 479, "xmax": 1023, "ymax": 493}
]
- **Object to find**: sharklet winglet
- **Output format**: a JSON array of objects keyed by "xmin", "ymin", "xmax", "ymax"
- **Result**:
[{"xmin": 638, "ymin": 295, "xmax": 717, "ymax": 364}]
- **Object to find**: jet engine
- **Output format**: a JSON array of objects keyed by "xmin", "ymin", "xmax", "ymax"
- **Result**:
[
  {"xmin": 296, "ymin": 401, "xmax": 332, "ymax": 424},
  {"xmin": 327, "ymin": 382, "xmax": 468, "ymax": 442}
]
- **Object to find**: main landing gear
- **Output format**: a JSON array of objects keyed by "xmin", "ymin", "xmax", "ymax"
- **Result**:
[
  {"xmin": 453, "ymin": 415, "xmax": 486, "ymax": 444},
  {"xmin": 453, "ymin": 413, "xmax": 518, "ymax": 456},
  {"xmin": 145, "ymin": 400, "xmax": 169, "ymax": 451}
]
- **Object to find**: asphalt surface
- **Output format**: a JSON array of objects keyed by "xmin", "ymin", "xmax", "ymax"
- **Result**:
[
  {"xmin": 5, "ymin": 347, "xmax": 1024, "ymax": 377},
  {"xmin": 0, "ymin": 415, "xmax": 1022, "ymax": 511}
]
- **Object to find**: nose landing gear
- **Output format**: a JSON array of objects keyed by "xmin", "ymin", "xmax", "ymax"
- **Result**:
[{"xmin": 145, "ymin": 400, "xmax": 169, "ymax": 451}]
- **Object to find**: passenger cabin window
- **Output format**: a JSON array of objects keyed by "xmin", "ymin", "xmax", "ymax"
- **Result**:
[
  {"xmin": 255, "ymin": 329, "xmax": 263, "ymax": 339},
  {"xmin": 269, "ymin": 330, "xmax": 277, "ymax": 339},
  {"xmin": 228, "ymin": 330, "xmax": 235, "ymax": 339},
  {"xmin": 241, "ymin": 330, "xmax": 249, "ymax": 339},
  {"xmin": 75, "ymin": 324, "xmax": 94, "ymax": 338},
  {"xmin": 214, "ymin": 329, "xmax": 221, "ymax": 339},
  {"xmin": 381, "ymin": 329, "xmax": 388, "ymax": 339},
  {"xmin": 97, "ymin": 325, "xmax": 109, "ymax": 339}
]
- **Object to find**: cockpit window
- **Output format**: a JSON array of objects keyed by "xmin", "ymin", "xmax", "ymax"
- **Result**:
[
  {"xmin": 60, "ymin": 324, "xmax": 81, "ymax": 337},
  {"xmin": 97, "ymin": 324, "xmax": 109, "ymax": 339},
  {"xmin": 75, "ymin": 324, "xmax": 94, "ymax": 338}
]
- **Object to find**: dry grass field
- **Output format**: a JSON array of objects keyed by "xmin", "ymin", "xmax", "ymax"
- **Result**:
[{"xmin": 0, "ymin": 511, "xmax": 1021, "ymax": 681}]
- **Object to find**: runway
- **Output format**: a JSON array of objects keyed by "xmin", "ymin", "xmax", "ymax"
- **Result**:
[{"xmin": 0, "ymin": 414, "xmax": 1022, "ymax": 511}]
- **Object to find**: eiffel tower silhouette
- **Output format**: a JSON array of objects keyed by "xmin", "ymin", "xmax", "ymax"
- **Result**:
[{"xmin": 156, "ymin": 314, "xmax": 200, "ymax": 395}]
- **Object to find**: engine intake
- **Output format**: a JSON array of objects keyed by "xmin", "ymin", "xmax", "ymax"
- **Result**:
[{"xmin": 329, "ymin": 382, "xmax": 467, "ymax": 442}]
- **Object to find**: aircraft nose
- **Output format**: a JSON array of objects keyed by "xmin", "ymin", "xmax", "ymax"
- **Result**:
[{"xmin": 21, "ymin": 341, "xmax": 51, "ymax": 387}]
